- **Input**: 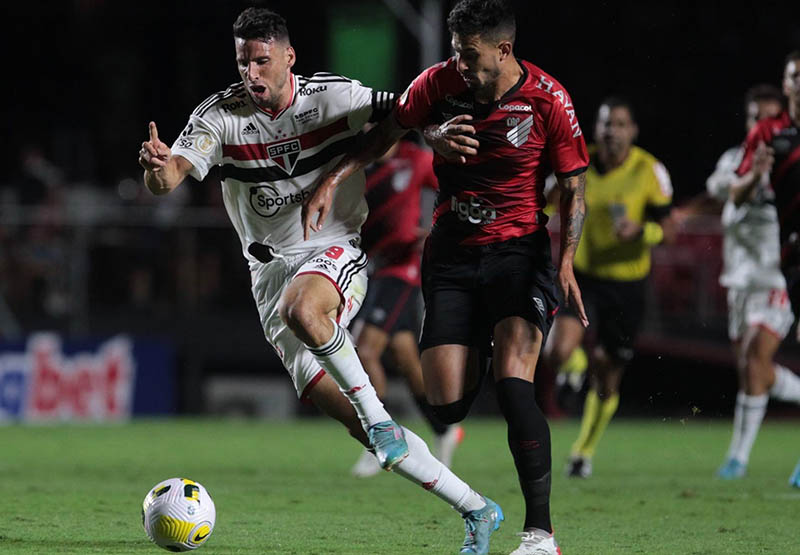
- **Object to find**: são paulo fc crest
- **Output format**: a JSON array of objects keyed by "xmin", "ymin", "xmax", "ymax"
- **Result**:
[{"xmin": 267, "ymin": 138, "xmax": 301, "ymax": 175}]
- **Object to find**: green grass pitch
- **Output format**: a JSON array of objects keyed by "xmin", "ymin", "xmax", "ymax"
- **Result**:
[{"xmin": 0, "ymin": 417, "xmax": 797, "ymax": 554}]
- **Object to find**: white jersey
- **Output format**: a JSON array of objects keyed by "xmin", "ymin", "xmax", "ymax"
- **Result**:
[
  {"xmin": 171, "ymin": 73, "xmax": 396, "ymax": 266},
  {"xmin": 706, "ymin": 146, "xmax": 786, "ymax": 290}
]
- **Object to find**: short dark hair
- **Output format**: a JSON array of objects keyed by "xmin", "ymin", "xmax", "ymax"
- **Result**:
[
  {"xmin": 233, "ymin": 7, "xmax": 290, "ymax": 44},
  {"xmin": 447, "ymin": 0, "xmax": 516, "ymax": 44},
  {"xmin": 744, "ymin": 83, "xmax": 784, "ymax": 111},
  {"xmin": 598, "ymin": 96, "xmax": 636, "ymax": 123},
  {"xmin": 785, "ymin": 50, "xmax": 800, "ymax": 67}
]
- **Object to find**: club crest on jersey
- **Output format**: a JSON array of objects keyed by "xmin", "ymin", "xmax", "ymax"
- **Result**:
[
  {"xmin": 506, "ymin": 115, "xmax": 533, "ymax": 148},
  {"xmin": 267, "ymin": 138, "xmax": 301, "ymax": 175}
]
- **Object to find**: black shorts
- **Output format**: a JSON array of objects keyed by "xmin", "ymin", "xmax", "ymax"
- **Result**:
[
  {"xmin": 419, "ymin": 229, "xmax": 559, "ymax": 352},
  {"xmin": 560, "ymin": 271, "xmax": 646, "ymax": 363},
  {"xmin": 359, "ymin": 276, "xmax": 421, "ymax": 335}
]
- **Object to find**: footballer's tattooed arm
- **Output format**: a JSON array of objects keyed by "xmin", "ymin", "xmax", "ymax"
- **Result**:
[
  {"xmin": 556, "ymin": 171, "xmax": 589, "ymax": 326},
  {"xmin": 303, "ymin": 114, "xmax": 407, "ymax": 240}
]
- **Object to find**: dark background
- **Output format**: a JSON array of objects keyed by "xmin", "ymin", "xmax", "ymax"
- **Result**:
[{"xmin": 5, "ymin": 0, "xmax": 800, "ymax": 196}]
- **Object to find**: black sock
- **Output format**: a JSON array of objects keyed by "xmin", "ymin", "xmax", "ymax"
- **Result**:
[
  {"xmin": 414, "ymin": 395, "xmax": 450, "ymax": 435},
  {"xmin": 495, "ymin": 377, "xmax": 552, "ymax": 533}
]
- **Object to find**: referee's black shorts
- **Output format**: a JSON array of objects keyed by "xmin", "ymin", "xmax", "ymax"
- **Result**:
[
  {"xmin": 419, "ymin": 229, "xmax": 559, "ymax": 352},
  {"xmin": 560, "ymin": 270, "xmax": 646, "ymax": 363}
]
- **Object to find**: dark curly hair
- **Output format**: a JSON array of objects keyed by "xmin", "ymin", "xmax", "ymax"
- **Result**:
[
  {"xmin": 233, "ymin": 7, "xmax": 290, "ymax": 43},
  {"xmin": 447, "ymin": 0, "xmax": 516, "ymax": 43}
]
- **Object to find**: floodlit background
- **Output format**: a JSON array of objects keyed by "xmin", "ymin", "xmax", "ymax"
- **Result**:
[{"xmin": 2, "ymin": 0, "xmax": 800, "ymax": 421}]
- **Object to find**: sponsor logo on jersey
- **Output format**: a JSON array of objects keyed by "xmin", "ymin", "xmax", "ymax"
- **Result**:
[
  {"xmin": 294, "ymin": 107, "xmax": 320, "ymax": 124},
  {"xmin": 249, "ymin": 185, "xmax": 310, "ymax": 218},
  {"xmin": 499, "ymin": 103, "xmax": 532, "ymax": 112},
  {"xmin": 535, "ymin": 74, "xmax": 582, "ymax": 138},
  {"xmin": 445, "ymin": 94, "xmax": 473, "ymax": 109},
  {"xmin": 267, "ymin": 138, "xmax": 302, "ymax": 175},
  {"xmin": 506, "ymin": 115, "xmax": 533, "ymax": 148},
  {"xmin": 298, "ymin": 85, "xmax": 328, "ymax": 97},
  {"xmin": 241, "ymin": 122, "xmax": 259, "ymax": 135},
  {"xmin": 450, "ymin": 196, "xmax": 497, "ymax": 225},
  {"xmin": 221, "ymin": 100, "xmax": 248, "ymax": 112}
]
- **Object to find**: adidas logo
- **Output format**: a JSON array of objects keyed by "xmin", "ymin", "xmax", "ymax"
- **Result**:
[{"xmin": 241, "ymin": 122, "xmax": 258, "ymax": 135}]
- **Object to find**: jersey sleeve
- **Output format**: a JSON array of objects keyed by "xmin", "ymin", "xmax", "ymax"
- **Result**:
[
  {"xmin": 394, "ymin": 64, "xmax": 443, "ymax": 130},
  {"xmin": 543, "ymin": 95, "xmax": 589, "ymax": 178},
  {"xmin": 347, "ymin": 81, "xmax": 396, "ymax": 130},
  {"xmin": 646, "ymin": 160, "xmax": 673, "ymax": 220},
  {"xmin": 706, "ymin": 147, "xmax": 743, "ymax": 200},
  {"xmin": 170, "ymin": 113, "xmax": 224, "ymax": 182},
  {"xmin": 736, "ymin": 122, "xmax": 770, "ymax": 176}
]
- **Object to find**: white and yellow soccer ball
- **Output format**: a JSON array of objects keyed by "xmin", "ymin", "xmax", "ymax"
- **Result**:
[{"xmin": 142, "ymin": 478, "xmax": 216, "ymax": 552}]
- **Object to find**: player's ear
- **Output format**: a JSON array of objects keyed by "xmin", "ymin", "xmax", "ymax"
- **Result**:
[
  {"xmin": 286, "ymin": 45, "xmax": 296, "ymax": 69},
  {"xmin": 498, "ymin": 40, "xmax": 513, "ymax": 61}
]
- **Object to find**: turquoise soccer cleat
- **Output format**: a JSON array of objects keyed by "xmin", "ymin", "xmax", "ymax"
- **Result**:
[
  {"xmin": 460, "ymin": 496, "xmax": 504, "ymax": 554},
  {"xmin": 367, "ymin": 420, "xmax": 409, "ymax": 470},
  {"xmin": 716, "ymin": 458, "xmax": 747, "ymax": 480},
  {"xmin": 789, "ymin": 459, "xmax": 800, "ymax": 488}
]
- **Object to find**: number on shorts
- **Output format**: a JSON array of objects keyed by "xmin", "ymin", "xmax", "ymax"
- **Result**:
[
  {"xmin": 325, "ymin": 246, "xmax": 344, "ymax": 259},
  {"xmin": 768, "ymin": 289, "xmax": 789, "ymax": 308}
]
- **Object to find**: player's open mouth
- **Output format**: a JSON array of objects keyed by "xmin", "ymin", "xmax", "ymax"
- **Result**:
[{"xmin": 251, "ymin": 85, "xmax": 266, "ymax": 94}]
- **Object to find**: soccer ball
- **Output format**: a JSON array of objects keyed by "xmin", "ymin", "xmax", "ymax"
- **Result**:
[{"xmin": 142, "ymin": 478, "xmax": 216, "ymax": 552}]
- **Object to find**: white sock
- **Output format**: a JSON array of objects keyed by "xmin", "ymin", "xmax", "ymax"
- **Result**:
[
  {"xmin": 726, "ymin": 392, "xmax": 746, "ymax": 460},
  {"xmin": 770, "ymin": 365, "xmax": 800, "ymax": 403},
  {"xmin": 308, "ymin": 319, "xmax": 390, "ymax": 430},
  {"xmin": 392, "ymin": 426, "xmax": 486, "ymax": 514},
  {"xmin": 730, "ymin": 392, "xmax": 768, "ymax": 465}
]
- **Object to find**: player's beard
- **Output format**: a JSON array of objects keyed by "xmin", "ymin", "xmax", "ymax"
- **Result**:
[{"xmin": 248, "ymin": 73, "xmax": 289, "ymax": 112}]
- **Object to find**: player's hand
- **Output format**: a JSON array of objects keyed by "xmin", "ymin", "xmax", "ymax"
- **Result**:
[
  {"xmin": 558, "ymin": 264, "xmax": 589, "ymax": 327},
  {"xmin": 424, "ymin": 114, "xmax": 480, "ymax": 164},
  {"xmin": 139, "ymin": 122, "xmax": 171, "ymax": 172},
  {"xmin": 302, "ymin": 180, "xmax": 334, "ymax": 241},
  {"xmin": 614, "ymin": 217, "xmax": 643, "ymax": 242},
  {"xmin": 752, "ymin": 141, "xmax": 774, "ymax": 176}
]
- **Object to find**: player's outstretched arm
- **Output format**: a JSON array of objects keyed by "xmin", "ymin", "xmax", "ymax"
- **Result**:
[
  {"xmin": 302, "ymin": 113, "xmax": 407, "ymax": 240},
  {"xmin": 422, "ymin": 114, "xmax": 480, "ymax": 164},
  {"xmin": 138, "ymin": 121, "xmax": 193, "ymax": 195},
  {"xmin": 557, "ymin": 171, "xmax": 589, "ymax": 327}
]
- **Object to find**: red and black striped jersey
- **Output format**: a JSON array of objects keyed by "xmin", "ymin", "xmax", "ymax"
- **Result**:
[
  {"xmin": 737, "ymin": 111, "xmax": 800, "ymax": 247},
  {"xmin": 394, "ymin": 58, "xmax": 588, "ymax": 246},
  {"xmin": 362, "ymin": 141, "xmax": 437, "ymax": 285}
]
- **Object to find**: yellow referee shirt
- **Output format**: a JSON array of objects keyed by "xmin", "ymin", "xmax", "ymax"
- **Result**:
[{"xmin": 574, "ymin": 145, "xmax": 672, "ymax": 281}]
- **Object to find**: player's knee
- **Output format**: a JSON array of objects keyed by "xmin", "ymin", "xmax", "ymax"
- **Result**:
[
  {"xmin": 279, "ymin": 299, "xmax": 317, "ymax": 335},
  {"xmin": 430, "ymin": 398, "xmax": 471, "ymax": 425}
]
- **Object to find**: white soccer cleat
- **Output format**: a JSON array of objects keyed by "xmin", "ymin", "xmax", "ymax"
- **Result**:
[
  {"xmin": 350, "ymin": 447, "xmax": 382, "ymax": 478},
  {"xmin": 509, "ymin": 528, "xmax": 561, "ymax": 555},
  {"xmin": 434, "ymin": 424, "xmax": 464, "ymax": 468}
]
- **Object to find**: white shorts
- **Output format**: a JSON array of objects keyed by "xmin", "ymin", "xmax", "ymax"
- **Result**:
[
  {"xmin": 727, "ymin": 287, "xmax": 794, "ymax": 341},
  {"xmin": 250, "ymin": 239, "xmax": 368, "ymax": 400}
]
